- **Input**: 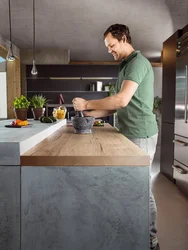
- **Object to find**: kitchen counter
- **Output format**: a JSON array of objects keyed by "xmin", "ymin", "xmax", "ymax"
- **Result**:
[
  {"xmin": 21, "ymin": 123, "xmax": 149, "ymax": 166},
  {"xmin": 0, "ymin": 118, "xmax": 67, "ymax": 165},
  {"xmin": 0, "ymin": 121, "xmax": 150, "ymax": 250}
]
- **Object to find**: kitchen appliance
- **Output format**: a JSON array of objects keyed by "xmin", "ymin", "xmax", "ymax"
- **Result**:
[{"xmin": 173, "ymin": 32, "xmax": 188, "ymax": 196}]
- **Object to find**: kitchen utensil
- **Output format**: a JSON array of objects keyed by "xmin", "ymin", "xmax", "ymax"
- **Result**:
[{"xmin": 72, "ymin": 115, "xmax": 95, "ymax": 134}]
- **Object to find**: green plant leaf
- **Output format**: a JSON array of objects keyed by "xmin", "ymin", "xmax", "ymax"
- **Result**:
[
  {"xmin": 13, "ymin": 95, "xmax": 30, "ymax": 109},
  {"xmin": 153, "ymin": 96, "xmax": 162, "ymax": 113},
  {"xmin": 30, "ymin": 94, "xmax": 47, "ymax": 108}
]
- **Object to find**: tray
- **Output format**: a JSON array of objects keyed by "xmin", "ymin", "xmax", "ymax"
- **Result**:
[{"xmin": 5, "ymin": 124, "xmax": 32, "ymax": 128}]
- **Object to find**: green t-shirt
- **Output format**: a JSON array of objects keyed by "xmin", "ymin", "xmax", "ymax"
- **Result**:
[{"xmin": 115, "ymin": 50, "xmax": 158, "ymax": 138}]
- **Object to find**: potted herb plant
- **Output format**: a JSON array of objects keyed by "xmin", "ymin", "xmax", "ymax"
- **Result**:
[
  {"xmin": 153, "ymin": 96, "xmax": 162, "ymax": 146},
  {"xmin": 153, "ymin": 96, "xmax": 162, "ymax": 115},
  {"xmin": 13, "ymin": 95, "xmax": 30, "ymax": 120},
  {"xmin": 30, "ymin": 94, "xmax": 47, "ymax": 120}
]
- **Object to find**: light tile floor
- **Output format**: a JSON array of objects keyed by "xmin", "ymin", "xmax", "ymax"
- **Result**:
[{"xmin": 151, "ymin": 146, "xmax": 188, "ymax": 250}]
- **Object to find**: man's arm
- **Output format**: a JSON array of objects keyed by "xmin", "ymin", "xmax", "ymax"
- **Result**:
[
  {"xmin": 73, "ymin": 80, "xmax": 138, "ymax": 111},
  {"xmin": 84, "ymin": 110, "xmax": 116, "ymax": 118}
]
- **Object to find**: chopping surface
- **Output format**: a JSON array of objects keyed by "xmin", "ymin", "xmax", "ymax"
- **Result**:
[{"xmin": 21, "ymin": 123, "xmax": 150, "ymax": 167}]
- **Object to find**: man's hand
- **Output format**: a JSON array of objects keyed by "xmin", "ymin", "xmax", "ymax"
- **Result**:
[{"xmin": 72, "ymin": 98, "xmax": 88, "ymax": 111}]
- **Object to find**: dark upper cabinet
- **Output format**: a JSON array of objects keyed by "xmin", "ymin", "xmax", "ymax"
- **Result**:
[
  {"xmin": 182, "ymin": 24, "xmax": 188, "ymax": 35},
  {"xmin": 26, "ymin": 65, "xmax": 119, "ymax": 78}
]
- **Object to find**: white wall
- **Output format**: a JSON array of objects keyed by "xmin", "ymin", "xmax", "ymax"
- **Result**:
[{"xmin": 0, "ymin": 72, "xmax": 7, "ymax": 118}]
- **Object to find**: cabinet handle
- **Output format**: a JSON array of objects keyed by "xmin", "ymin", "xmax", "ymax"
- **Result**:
[
  {"xmin": 173, "ymin": 139, "xmax": 188, "ymax": 146},
  {"xmin": 172, "ymin": 165, "xmax": 187, "ymax": 174}
]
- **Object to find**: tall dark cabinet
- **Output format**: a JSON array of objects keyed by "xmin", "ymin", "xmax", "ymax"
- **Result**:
[
  {"xmin": 160, "ymin": 25, "xmax": 188, "ymax": 181},
  {"xmin": 160, "ymin": 31, "xmax": 180, "ymax": 181}
]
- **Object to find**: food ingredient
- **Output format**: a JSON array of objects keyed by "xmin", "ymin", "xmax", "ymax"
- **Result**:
[
  {"xmin": 11, "ymin": 119, "xmax": 29, "ymax": 126},
  {"xmin": 39, "ymin": 116, "xmax": 57, "ymax": 123},
  {"xmin": 53, "ymin": 106, "xmax": 66, "ymax": 119},
  {"xmin": 93, "ymin": 120, "xmax": 104, "ymax": 126}
]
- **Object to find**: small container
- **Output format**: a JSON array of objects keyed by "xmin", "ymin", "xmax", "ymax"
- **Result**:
[
  {"xmin": 96, "ymin": 81, "xmax": 103, "ymax": 91},
  {"xmin": 90, "ymin": 83, "xmax": 95, "ymax": 91},
  {"xmin": 53, "ymin": 105, "xmax": 67, "ymax": 119},
  {"xmin": 104, "ymin": 85, "xmax": 110, "ymax": 91}
]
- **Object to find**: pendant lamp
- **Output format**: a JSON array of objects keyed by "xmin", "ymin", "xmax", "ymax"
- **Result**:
[
  {"xmin": 31, "ymin": 0, "xmax": 38, "ymax": 75},
  {"xmin": 6, "ymin": 0, "xmax": 15, "ymax": 61}
]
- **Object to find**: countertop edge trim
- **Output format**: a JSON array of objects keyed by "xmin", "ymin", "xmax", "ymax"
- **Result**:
[{"xmin": 21, "ymin": 156, "xmax": 150, "ymax": 167}]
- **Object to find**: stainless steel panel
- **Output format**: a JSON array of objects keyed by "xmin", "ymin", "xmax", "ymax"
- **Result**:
[
  {"xmin": 175, "ymin": 54, "xmax": 188, "ymax": 137},
  {"xmin": 174, "ymin": 135, "xmax": 188, "ymax": 166},
  {"xmin": 175, "ymin": 120, "xmax": 188, "ymax": 138},
  {"xmin": 173, "ymin": 160, "xmax": 188, "ymax": 197}
]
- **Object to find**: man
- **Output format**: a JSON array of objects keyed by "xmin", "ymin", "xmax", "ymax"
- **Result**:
[{"xmin": 72, "ymin": 24, "xmax": 159, "ymax": 250}]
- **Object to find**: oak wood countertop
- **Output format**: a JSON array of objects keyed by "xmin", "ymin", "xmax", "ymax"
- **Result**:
[{"xmin": 21, "ymin": 123, "xmax": 150, "ymax": 167}]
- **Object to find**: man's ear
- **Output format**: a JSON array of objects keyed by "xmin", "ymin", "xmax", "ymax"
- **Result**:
[{"xmin": 122, "ymin": 35, "xmax": 127, "ymax": 43}]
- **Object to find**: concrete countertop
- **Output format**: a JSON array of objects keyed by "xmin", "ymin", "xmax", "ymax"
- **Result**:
[{"xmin": 0, "ymin": 119, "xmax": 67, "ymax": 165}]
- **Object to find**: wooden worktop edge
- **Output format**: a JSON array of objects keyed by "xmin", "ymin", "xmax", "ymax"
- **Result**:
[{"xmin": 21, "ymin": 155, "xmax": 150, "ymax": 167}]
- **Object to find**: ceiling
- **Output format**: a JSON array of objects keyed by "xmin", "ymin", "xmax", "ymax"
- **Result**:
[{"xmin": 0, "ymin": 0, "xmax": 187, "ymax": 62}]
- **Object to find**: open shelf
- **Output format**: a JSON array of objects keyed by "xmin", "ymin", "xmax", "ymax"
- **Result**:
[
  {"xmin": 26, "ymin": 64, "xmax": 117, "ymax": 125},
  {"xmin": 26, "ymin": 77, "xmax": 118, "ymax": 80},
  {"xmin": 27, "ymin": 91, "xmax": 109, "ymax": 93}
]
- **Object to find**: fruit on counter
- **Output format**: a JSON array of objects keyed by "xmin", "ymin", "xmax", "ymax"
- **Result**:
[
  {"xmin": 93, "ymin": 120, "xmax": 104, "ymax": 126},
  {"xmin": 11, "ymin": 119, "xmax": 29, "ymax": 126},
  {"xmin": 15, "ymin": 119, "xmax": 22, "ymax": 124},
  {"xmin": 17, "ymin": 120, "xmax": 29, "ymax": 126},
  {"xmin": 49, "ymin": 116, "xmax": 57, "ymax": 122},
  {"xmin": 39, "ymin": 116, "xmax": 57, "ymax": 123},
  {"xmin": 11, "ymin": 121, "xmax": 17, "ymax": 126}
]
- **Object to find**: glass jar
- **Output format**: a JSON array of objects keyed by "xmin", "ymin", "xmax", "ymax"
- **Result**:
[{"xmin": 53, "ymin": 105, "xmax": 67, "ymax": 119}]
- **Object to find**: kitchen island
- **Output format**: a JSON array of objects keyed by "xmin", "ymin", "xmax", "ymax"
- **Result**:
[{"xmin": 0, "ymin": 120, "xmax": 150, "ymax": 250}]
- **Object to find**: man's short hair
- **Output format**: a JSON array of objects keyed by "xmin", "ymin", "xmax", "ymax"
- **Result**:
[{"xmin": 104, "ymin": 24, "xmax": 132, "ymax": 44}]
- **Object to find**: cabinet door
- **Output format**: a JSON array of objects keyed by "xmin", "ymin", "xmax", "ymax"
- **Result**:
[
  {"xmin": 26, "ymin": 65, "xmax": 119, "ymax": 77},
  {"xmin": 174, "ymin": 135, "xmax": 188, "ymax": 166},
  {"xmin": 182, "ymin": 24, "xmax": 188, "ymax": 35},
  {"xmin": 162, "ymin": 31, "xmax": 180, "ymax": 123},
  {"xmin": 160, "ymin": 122, "xmax": 174, "ymax": 181}
]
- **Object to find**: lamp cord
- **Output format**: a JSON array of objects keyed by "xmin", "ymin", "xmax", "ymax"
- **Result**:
[
  {"xmin": 8, "ymin": 0, "xmax": 12, "ymax": 49},
  {"xmin": 33, "ymin": 0, "xmax": 36, "ymax": 61}
]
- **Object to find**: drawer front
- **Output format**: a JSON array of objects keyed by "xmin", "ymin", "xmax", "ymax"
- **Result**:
[
  {"xmin": 174, "ymin": 135, "xmax": 188, "ymax": 166},
  {"xmin": 173, "ymin": 160, "xmax": 188, "ymax": 197}
]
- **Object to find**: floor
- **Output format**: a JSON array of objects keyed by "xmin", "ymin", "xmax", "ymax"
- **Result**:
[{"xmin": 151, "ymin": 146, "xmax": 188, "ymax": 250}]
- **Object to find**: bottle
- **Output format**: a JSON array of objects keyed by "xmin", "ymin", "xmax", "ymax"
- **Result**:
[{"xmin": 90, "ymin": 83, "xmax": 95, "ymax": 91}]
